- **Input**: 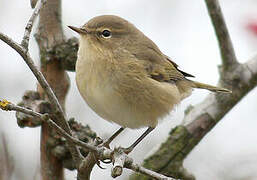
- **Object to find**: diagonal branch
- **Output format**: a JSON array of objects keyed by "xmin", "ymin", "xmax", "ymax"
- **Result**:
[
  {"xmin": 0, "ymin": 18, "xmax": 82, "ymax": 172},
  {"xmin": 205, "ymin": 0, "xmax": 239, "ymax": 70},
  {"xmin": 130, "ymin": 0, "xmax": 257, "ymax": 179},
  {"xmin": 21, "ymin": 0, "xmax": 47, "ymax": 50},
  {"xmin": 130, "ymin": 55, "xmax": 257, "ymax": 180},
  {"xmin": 0, "ymin": 100, "xmax": 176, "ymax": 180},
  {"xmin": 1, "ymin": 0, "xmax": 81, "ymax": 178},
  {"xmin": 34, "ymin": 1, "xmax": 76, "ymax": 179},
  {"xmin": 0, "ymin": 32, "xmax": 70, "ymax": 135}
]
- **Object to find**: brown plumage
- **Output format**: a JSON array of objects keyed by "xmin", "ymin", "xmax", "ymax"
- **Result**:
[
  {"xmin": 69, "ymin": 15, "xmax": 230, "ymax": 129},
  {"xmin": 69, "ymin": 15, "xmax": 231, "ymax": 152}
]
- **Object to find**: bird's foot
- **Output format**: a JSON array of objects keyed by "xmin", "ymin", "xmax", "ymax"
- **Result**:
[{"xmin": 118, "ymin": 146, "xmax": 134, "ymax": 154}]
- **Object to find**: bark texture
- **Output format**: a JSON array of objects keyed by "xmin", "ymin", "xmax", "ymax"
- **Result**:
[{"xmin": 35, "ymin": 0, "xmax": 69, "ymax": 179}]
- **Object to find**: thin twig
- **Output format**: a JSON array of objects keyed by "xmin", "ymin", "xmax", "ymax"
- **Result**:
[
  {"xmin": 0, "ymin": 101, "xmax": 175, "ymax": 180},
  {"xmin": 31, "ymin": 0, "xmax": 38, "ymax": 8},
  {"xmin": 0, "ymin": 31, "xmax": 82, "ymax": 165},
  {"xmin": 1, "ymin": 0, "xmax": 83, "ymax": 169},
  {"xmin": 47, "ymin": 119, "xmax": 100, "ymax": 153},
  {"xmin": 32, "ymin": 1, "xmax": 82, "ymax": 177},
  {"xmin": 126, "ymin": 161, "xmax": 175, "ymax": 180},
  {"xmin": 0, "ymin": 33, "xmax": 23, "ymax": 53},
  {"xmin": 21, "ymin": 0, "xmax": 47, "ymax": 50},
  {"xmin": 0, "ymin": 4, "xmax": 67, "ymax": 132},
  {"xmin": 0, "ymin": 31, "xmax": 64, "ymax": 121},
  {"xmin": 1, "ymin": 101, "xmax": 98, "ymax": 153},
  {"xmin": 111, "ymin": 147, "xmax": 175, "ymax": 179},
  {"xmin": 205, "ymin": 0, "xmax": 239, "ymax": 70},
  {"xmin": 0, "ymin": 32, "xmax": 69, "ymax": 136}
]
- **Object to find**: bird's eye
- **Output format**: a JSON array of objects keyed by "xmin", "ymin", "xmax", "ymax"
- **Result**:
[{"xmin": 101, "ymin": 30, "xmax": 111, "ymax": 38}]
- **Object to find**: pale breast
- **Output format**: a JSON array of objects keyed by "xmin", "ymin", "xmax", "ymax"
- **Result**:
[
  {"xmin": 76, "ymin": 57, "xmax": 182, "ymax": 129},
  {"xmin": 75, "ymin": 37, "xmax": 183, "ymax": 129}
]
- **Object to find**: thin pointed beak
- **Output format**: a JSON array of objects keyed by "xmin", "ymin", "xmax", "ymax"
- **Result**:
[{"xmin": 68, "ymin": 26, "xmax": 88, "ymax": 34}]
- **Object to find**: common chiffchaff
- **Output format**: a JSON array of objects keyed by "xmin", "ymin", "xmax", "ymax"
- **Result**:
[{"xmin": 69, "ymin": 15, "xmax": 230, "ymax": 152}]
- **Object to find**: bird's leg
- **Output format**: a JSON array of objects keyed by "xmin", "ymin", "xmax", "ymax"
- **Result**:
[
  {"xmin": 102, "ymin": 127, "xmax": 125, "ymax": 148},
  {"xmin": 99, "ymin": 127, "xmax": 125, "ymax": 164},
  {"xmin": 123, "ymin": 127, "xmax": 154, "ymax": 154}
]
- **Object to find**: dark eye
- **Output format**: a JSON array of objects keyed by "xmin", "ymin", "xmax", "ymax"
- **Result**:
[{"xmin": 101, "ymin": 30, "xmax": 111, "ymax": 38}]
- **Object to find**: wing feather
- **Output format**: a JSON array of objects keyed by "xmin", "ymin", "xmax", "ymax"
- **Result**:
[{"xmin": 125, "ymin": 31, "xmax": 194, "ymax": 82}]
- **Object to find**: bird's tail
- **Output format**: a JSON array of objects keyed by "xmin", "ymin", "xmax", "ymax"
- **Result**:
[{"xmin": 191, "ymin": 81, "xmax": 231, "ymax": 93}]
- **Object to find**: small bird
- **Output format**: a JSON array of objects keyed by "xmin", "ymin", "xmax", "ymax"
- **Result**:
[{"xmin": 68, "ymin": 15, "xmax": 230, "ymax": 153}]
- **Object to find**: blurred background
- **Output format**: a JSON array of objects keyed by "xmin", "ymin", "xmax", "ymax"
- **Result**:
[{"xmin": 0, "ymin": 0, "xmax": 257, "ymax": 179}]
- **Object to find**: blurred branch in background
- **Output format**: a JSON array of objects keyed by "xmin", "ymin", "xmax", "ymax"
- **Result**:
[
  {"xmin": 0, "ymin": 134, "xmax": 14, "ymax": 180},
  {"xmin": 205, "ymin": 0, "xmax": 239, "ymax": 70},
  {"xmin": 34, "ymin": 0, "xmax": 81, "ymax": 179},
  {"xmin": 129, "ymin": 0, "xmax": 257, "ymax": 179}
]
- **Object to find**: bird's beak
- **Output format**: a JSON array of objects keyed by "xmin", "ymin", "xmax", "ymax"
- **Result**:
[{"xmin": 68, "ymin": 26, "xmax": 88, "ymax": 34}]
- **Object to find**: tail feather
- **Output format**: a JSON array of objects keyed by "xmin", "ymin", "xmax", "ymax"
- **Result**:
[{"xmin": 192, "ymin": 81, "xmax": 232, "ymax": 93}]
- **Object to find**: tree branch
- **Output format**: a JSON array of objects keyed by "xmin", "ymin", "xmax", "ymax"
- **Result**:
[
  {"xmin": 130, "ymin": 54, "xmax": 257, "ymax": 179},
  {"xmin": 34, "ymin": 0, "xmax": 75, "ymax": 179},
  {"xmin": 0, "ymin": 33, "xmax": 70, "ymax": 137},
  {"xmin": 0, "ymin": 134, "xmax": 14, "ymax": 179},
  {"xmin": 0, "ymin": 100, "xmax": 175, "ymax": 180},
  {"xmin": 1, "ymin": 0, "xmax": 255, "ymax": 179},
  {"xmin": 0, "ymin": 1, "xmax": 82, "ymax": 173},
  {"xmin": 130, "ymin": 1, "xmax": 257, "ymax": 179},
  {"xmin": 21, "ymin": 0, "xmax": 46, "ymax": 49},
  {"xmin": 0, "ymin": 0, "xmax": 82, "ymax": 178},
  {"xmin": 0, "ymin": 32, "xmax": 78, "ymax": 141},
  {"xmin": 0, "ymin": 100, "xmax": 95, "ymax": 151},
  {"xmin": 205, "ymin": 0, "xmax": 239, "ymax": 70}
]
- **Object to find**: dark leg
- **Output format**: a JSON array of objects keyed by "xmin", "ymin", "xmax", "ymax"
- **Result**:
[
  {"xmin": 124, "ymin": 127, "xmax": 154, "ymax": 154},
  {"xmin": 103, "ymin": 127, "xmax": 125, "ymax": 147},
  {"xmin": 99, "ymin": 127, "xmax": 125, "ymax": 164}
]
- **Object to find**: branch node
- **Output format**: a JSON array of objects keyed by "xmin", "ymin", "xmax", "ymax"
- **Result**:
[
  {"xmin": 111, "ymin": 147, "xmax": 126, "ymax": 178},
  {"xmin": 42, "ymin": 113, "xmax": 50, "ymax": 121}
]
